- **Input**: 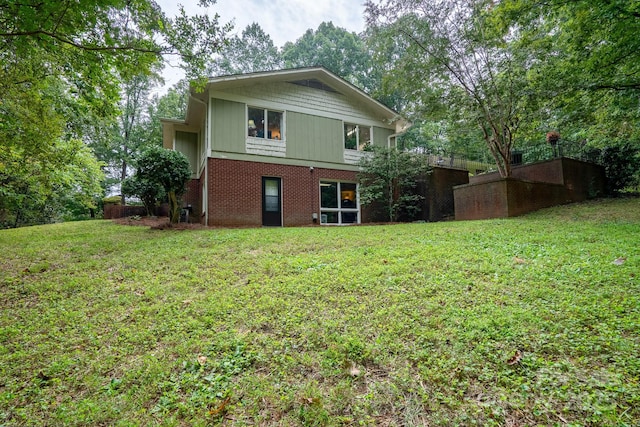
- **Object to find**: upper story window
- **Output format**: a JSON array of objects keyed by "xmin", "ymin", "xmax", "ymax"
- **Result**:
[
  {"xmin": 344, "ymin": 123, "xmax": 371, "ymax": 151},
  {"xmin": 248, "ymin": 107, "xmax": 283, "ymax": 140}
]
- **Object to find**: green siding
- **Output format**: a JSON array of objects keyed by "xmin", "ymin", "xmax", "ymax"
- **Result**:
[
  {"xmin": 373, "ymin": 127, "xmax": 394, "ymax": 147},
  {"xmin": 175, "ymin": 131, "xmax": 198, "ymax": 175},
  {"xmin": 211, "ymin": 98, "xmax": 245, "ymax": 153},
  {"xmin": 287, "ymin": 111, "xmax": 343, "ymax": 163},
  {"xmin": 209, "ymin": 97, "xmax": 396, "ymax": 163}
]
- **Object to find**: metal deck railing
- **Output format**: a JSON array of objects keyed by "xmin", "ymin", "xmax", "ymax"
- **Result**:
[{"xmin": 412, "ymin": 141, "xmax": 602, "ymax": 175}]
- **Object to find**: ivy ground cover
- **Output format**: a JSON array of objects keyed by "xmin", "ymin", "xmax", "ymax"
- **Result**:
[{"xmin": 1, "ymin": 198, "xmax": 639, "ymax": 426}]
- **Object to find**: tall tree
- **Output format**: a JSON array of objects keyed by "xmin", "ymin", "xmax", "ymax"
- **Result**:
[
  {"xmin": 366, "ymin": 0, "xmax": 535, "ymax": 177},
  {"xmin": 363, "ymin": 27, "xmax": 413, "ymax": 112},
  {"xmin": 144, "ymin": 79, "xmax": 190, "ymax": 146},
  {"xmin": 0, "ymin": 73, "xmax": 106, "ymax": 226},
  {"xmin": 492, "ymin": 0, "xmax": 640, "ymax": 149},
  {"xmin": 282, "ymin": 22, "xmax": 373, "ymax": 91},
  {"xmin": 0, "ymin": 0, "xmax": 231, "ymax": 86},
  {"xmin": 208, "ymin": 23, "xmax": 282, "ymax": 76},
  {"xmin": 0, "ymin": 0, "xmax": 230, "ymax": 226},
  {"xmin": 116, "ymin": 73, "xmax": 158, "ymax": 203}
]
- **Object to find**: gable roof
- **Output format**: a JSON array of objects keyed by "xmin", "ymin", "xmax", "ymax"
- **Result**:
[{"xmin": 176, "ymin": 67, "xmax": 405, "ymax": 129}]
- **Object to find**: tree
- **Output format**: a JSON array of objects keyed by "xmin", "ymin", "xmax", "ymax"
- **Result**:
[
  {"xmin": 208, "ymin": 23, "xmax": 283, "ymax": 75},
  {"xmin": 282, "ymin": 22, "xmax": 373, "ymax": 91},
  {"xmin": 0, "ymin": 0, "xmax": 230, "ymax": 89},
  {"xmin": 121, "ymin": 175, "xmax": 164, "ymax": 217},
  {"xmin": 492, "ymin": 0, "xmax": 640, "ymax": 150},
  {"xmin": 0, "ymin": 0, "xmax": 230, "ymax": 226},
  {"xmin": 0, "ymin": 137, "xmax": 104, "ymax": 228},
  {"xmin": 129, "ymin": 146, "xmax": 191, "ymax": 224},
  {"xmin": 358, "ymin": 146, "xmax": 431, "ymax": 222},
  {"xmin": 95, "ymin": 77, "xmax": 190, "ymax": 206},
  {"xmin": 101, "ymin": 72, "xmax": 160, "ymax": 204},
  {"xmin": 366, "ymin": 0, "xmax": 535, "ymax": 177},
  {"xmin": 0, "ymin": 73, "xmax": 106, "ymax": 227},
  {"xmin": 363, "ymin": 26, "xmax": 424, "ymax": 112},
  {"xmin": 50, "ymin": 140, "xmax": 106, "ymax": 222},
  {"xmin": 144, "ymin": 79, "xmax": 190, "ymax": 145},
  {"xmin": 584, "ymin": 144, "xmax": 640, "ymax": 195}
]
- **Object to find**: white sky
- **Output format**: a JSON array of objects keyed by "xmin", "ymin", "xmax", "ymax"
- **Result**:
[{"xmin": 154, "ymin": 0, "xmax": 367, "ymax": 93}]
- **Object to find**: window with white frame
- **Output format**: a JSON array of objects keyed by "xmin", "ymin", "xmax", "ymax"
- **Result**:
[
  {"xmin": 248, "ymin": 107, "xmax": 283, "ymax": 140},
  {"xmin": 344, "ymin": 123, "xmax": 371, "ymax": 151},
  {"xmin": 320, "ymin": 181, "xmax": 359, "ymax": 224}
]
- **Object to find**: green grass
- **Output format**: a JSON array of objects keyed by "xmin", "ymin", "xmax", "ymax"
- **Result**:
[{"xmin": 1, "ymin": 198, "xmax": 639, "ymax": 426}]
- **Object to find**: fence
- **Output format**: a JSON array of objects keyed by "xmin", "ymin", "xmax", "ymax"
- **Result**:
[
  {"xmin": 103, "ymin": 204, "xmax": 146, "ymax": 219},
  {"xmin": 416, "ymin": 141, "xmax": 602, "ymax": 175},
  {"xmin": 423, "ymin": 153, "xmax": 494, "ymax": 174},
  {"xmin": 407, "ymin": 146, "xmax": 494, "ymax": 173},
  {"xmin": 103, "ymin": 204, "xmax": 169, "ymax": 219},
  {"xmin": 513, "ymin": 142, "xmax": 602, "ymax": 166}
]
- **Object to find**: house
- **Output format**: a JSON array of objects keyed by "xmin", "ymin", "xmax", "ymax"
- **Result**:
[{"xmin": 162, "ymin": 67, "xmax": 407, "ymax": 227}]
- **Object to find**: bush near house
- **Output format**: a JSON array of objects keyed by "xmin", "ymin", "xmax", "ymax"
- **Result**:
[
  {"xmin": 358, "ymin": 146, "xmax": 432, "ymax": 222},
  {"xmin": 125, "ymin": 145, "xmax": 191, "ymax": 223}
]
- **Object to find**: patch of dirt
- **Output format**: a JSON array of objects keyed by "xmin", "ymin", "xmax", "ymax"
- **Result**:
[{"xmin": 113, "ymin": 216, "xmax": 207, "ymax": 230}]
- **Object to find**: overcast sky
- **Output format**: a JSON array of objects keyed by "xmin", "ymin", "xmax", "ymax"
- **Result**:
[{"xmin": 155, "ymin": 0, "xmax": 367, "ymax": 92}]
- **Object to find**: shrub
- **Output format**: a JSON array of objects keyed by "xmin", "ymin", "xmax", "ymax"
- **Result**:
[
  {"xmin": 358, "ymin": 146, "xmax": 431, "ymax": 222},
  {"xmin": 102, "ymin": 196, "xmax": 122, "ymax": 205}
]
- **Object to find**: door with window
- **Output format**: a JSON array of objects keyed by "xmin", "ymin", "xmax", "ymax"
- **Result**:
[{"xmin": 262, "ymin": 177, "xmax": 282, "ymax": 226}]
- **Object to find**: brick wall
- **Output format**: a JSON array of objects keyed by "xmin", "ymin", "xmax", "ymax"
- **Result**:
[
  {"xmin": 457, "ymin": 158, "xmax": 606, "ymax": 220},
  {"xmin": 469, "ymin": 157, "xmax": 605, "ymax": 200},
  {"xmin": 402, "ymin": 167, "xmax": 470, "ymax": 222},
  {"xmin": 426, "ymin": 167, "xmax": 470, "ymax": 221},
  {"xmin": 559, "ymin": 158, "xmax": 606, "ymax": 200},
  {"xmin": 207, "ymin": 158, "xmax": 358, "ymax": 227},
  {"xmin": 454, "ymin": 178, "xmax": 569, "ymax": 220}
]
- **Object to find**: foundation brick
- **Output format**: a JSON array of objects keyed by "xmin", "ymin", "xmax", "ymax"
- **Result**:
[{"xmin": 206, "ymin": 158, "xmax": 358, "ymax": 227}]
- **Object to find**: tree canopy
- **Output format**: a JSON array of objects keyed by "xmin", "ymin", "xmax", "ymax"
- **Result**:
[
  {"xmin": 366, "ymin": 0, "xmax": 535, "ymax": 177},
  {"xmin": 208, "ymin": 23, "xmax": 282, "ymax": 76},
  {"xmin": 282, "ymin": 22, "xmax": 373, "ymax": 90},
  {"xmin": 492, "ymin": 0, "xmax": 640, "ymax": 148},
  {"xmin": 0, "ymin": 0, "xmax": 230, "ymax": 227},
  {"xmin": 206, "ymin": 21, "xmax": 375, "ymax": 90},
  {"xmin": 365, "ymin": 0, "xmax": 640, "ymax": 180}
]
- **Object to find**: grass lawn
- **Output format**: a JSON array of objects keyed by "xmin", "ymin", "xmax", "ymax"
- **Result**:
[{"xmin": 1, "ymin": 198, "xmax": 639, "ymax": 426}]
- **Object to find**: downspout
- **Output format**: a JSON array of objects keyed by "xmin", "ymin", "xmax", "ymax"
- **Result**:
[{"xmin": 190, "ymin": 94, "xmax": 209, "ymax": 225}]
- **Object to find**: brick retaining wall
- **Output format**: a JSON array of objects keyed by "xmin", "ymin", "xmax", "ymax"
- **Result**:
[
  {"xmin": 454, "ymin": 178, "xmax": 569, "ymax": 220},
  {"xmin": 455, "ymin": 158, "xmax": 605, "ymax": 220}
]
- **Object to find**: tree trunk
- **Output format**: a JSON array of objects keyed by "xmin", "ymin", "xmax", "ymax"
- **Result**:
[
  {"xmin": 120, "ymin": 156, "xmax": 127, "ymax": 206},
  {"xmin": 168, "ymin": 191, "xmax": 180, "ymax": 224},
  {"xmin": 482, "ymin": 129, "xmax": 513, "ymax": 178}
]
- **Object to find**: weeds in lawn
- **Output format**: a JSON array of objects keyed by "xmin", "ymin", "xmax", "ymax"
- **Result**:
[{"xmin": 0, "ymin": 198, "xmax": 638, "ymax": 425}]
